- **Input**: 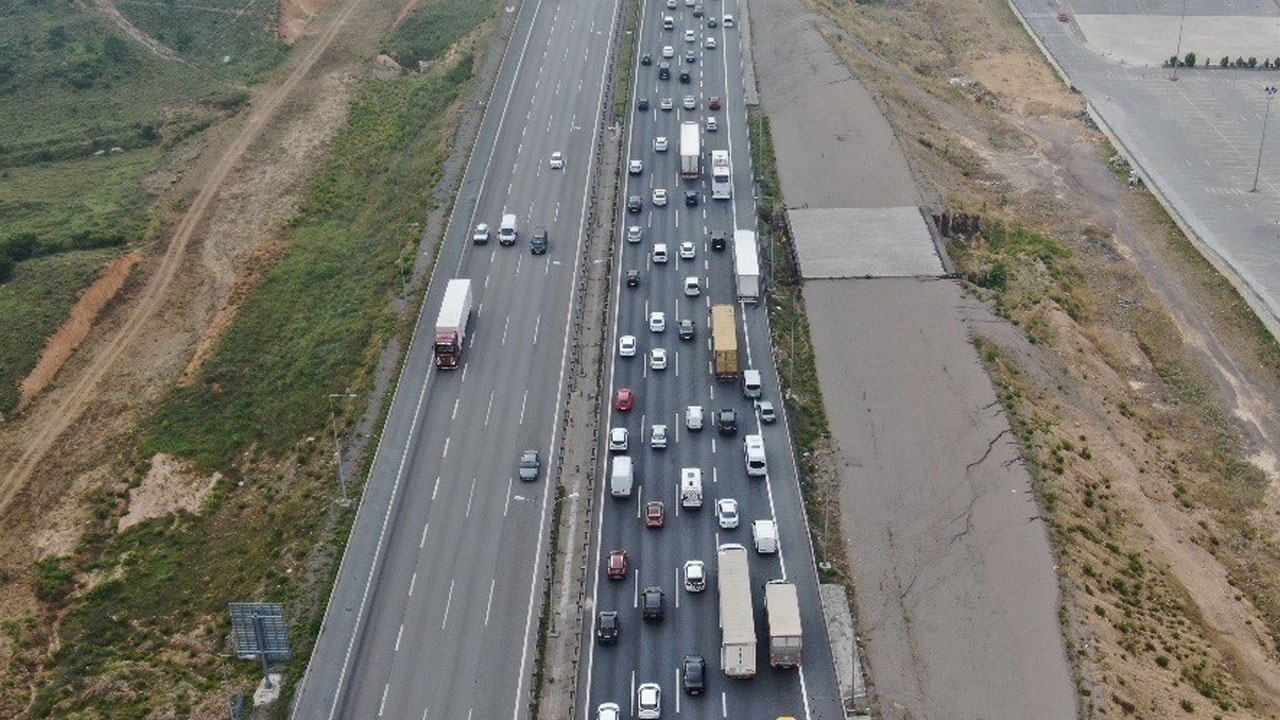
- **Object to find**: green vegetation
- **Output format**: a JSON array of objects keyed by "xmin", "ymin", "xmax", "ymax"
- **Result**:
[{"xmin": 384, "ymin": 0, "xmax": 500, "ymax": 67}]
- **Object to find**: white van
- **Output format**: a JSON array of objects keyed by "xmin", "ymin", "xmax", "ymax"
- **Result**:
[
  {"xmin": 680, "ymin": 467, "xmax": 703, "ymax": 508},
  {"xmin": 742, "ymin": 369, "xmax": 762, "ymax": 398},
  {"xmin": 743, "ymin": 434, "xmax": 767, "ymax": 477},
  {"xmin": 653, "ymin": 243, "xmax": 669, "ymax": 264},
  {"xmin": 610, "ymin": 455, "xmax": 634, "ymax": 497},
  {"xmin": 499, "ymin": 213, "xmax": 518, "ymax": 245},
  {"xmin": 752, "ymin": 519, "xmax": 778, "ymax": 554}
]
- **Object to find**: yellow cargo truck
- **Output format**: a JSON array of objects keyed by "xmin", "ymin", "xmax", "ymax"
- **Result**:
[{"xmin": 711, "ymin": 304, "xmax": 738, "ymax": 382}]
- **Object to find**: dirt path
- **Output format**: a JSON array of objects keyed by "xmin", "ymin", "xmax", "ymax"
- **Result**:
[{"xmin": 85, "ymin": 0, "xmax": 184, "ymax": 62}]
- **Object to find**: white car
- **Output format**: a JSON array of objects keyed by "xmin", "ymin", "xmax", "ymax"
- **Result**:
[
  {"xmin": 660, "ymin": 97, "xmax": 674, "ymax": 111},
  {"xmin": 679, "ymin": 241, "xmax": 695, "ymax": 259},
  {"xmin": 619, "ymin": 334, "xmax": 637, "ymax": 357},
  {"xmin": 629, "ymin": 159, "xmax": 643, "ymax": 174},
  {"xmin": 472, "ymin": 223, "xmax": 490, "ymax": 244},
  {"xmin": 650, "ymin": 348, "xmax": 668, "ymax": 370},
  {"xmin": 686, "ymin": 404, "xmax": 703, "ymax": 430},
  {"xmin": 716, "ymin": 498, "xmax": 739, "ymax": 528},
  {"xmin": 684, "ymin": 276, "xmax": 700, "ymax": 296},
  {"xmin": 682, "ymin": 95, "xmax": 696, "ymax": 110},
  {"xmin": 684, "ymin": 560, "xmax": 706, "ymax": 592},
  {"xmin": 597, "ymin": 702, "xmax": 621, "ymax": 720},
  {"xmin": 637, "ymin": 683, "xmax": 661, "ymax": 719},
  {"xmin": 666, "ymin": 0, "xmax": 676, "ymax": 7},
  {"xmin": 652, "ymin": 243, "xmax": 669, "ymax": 263},
  {"xmin": 649, "ymin": 311, "xmax": 666, "ymax": 332},
  {"xmin": 608, "ymin": 427, "xmax": 629, "ymax": 452},
  {"xmin": 662, "ymin": 45, "xmax": 675, "ymax": 58},
  {"xmin": 549, "ymin": 151, "xmax": 564, "ymax": 169},
  {"xmin": 684, "ymin": 29, "xmax": 696, "ymax": 42},
  {"xmin": 704, "ymin": 116, "xmax": 717, "ymax": 132},
  {"xmin": 651, "ymin": 424, "xmax": 668, "ymax": 448},
  {"xmin": 722, "ymin": 14, "xmax": 734, "ymax": 27},
  {"xmin": 652, "ymin": 188, "xmax": 668, "ymax": 206},
  {"xmin": 627, "ymin": 225, "xmax": 643, "ymax": 243},
  {"xmin": 654, "ymin": 136, "xmax": 669, "ymax": 152},
  {"xmin": 704, "ymin": 36, "xmax": 716, "ymax": 49}
]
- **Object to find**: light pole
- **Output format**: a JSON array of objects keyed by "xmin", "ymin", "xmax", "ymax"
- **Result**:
[
  {"xmin": 1252, "ymin": 85, "xmax": 1279, "ymax": 192},
  {"xmin": 1171, "ymin": 0, "xmax": 1187, "ymax": 80},
  {"xmin": 327, "ymin": 392, "xmax": 358, "ymax": 506}
]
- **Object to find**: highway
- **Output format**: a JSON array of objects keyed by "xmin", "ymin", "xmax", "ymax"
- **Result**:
[
  {"xmin": 290, "ymin": 0, "xmax": 623, "ymax": 714},
  {"xmin": 583, "ymin": 0, "xmax": 846, "ymax": 717}
]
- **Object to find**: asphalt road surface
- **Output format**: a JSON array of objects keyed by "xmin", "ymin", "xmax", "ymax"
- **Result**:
[
  {"xmin": 290, "ymin": 0, "xmax": 623, "ymax": 715},
  {"xmin": 580, "ymin": 0, "xmax": 846, "ymax": 718}
]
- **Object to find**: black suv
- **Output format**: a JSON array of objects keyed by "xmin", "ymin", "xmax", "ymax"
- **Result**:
[
  {"xmin": 627, "ymin": 195, "xmax": 642, "ymax": 213},
  {"xmin": 626, "ymin": 270, "xmax": 641, "ymax": 288},
  {"xmin": 685, "ymin": 191, "xmax": 699, "ymax": 207},
  {"xmin": 710, "ymin": 231, "xmax": 726, "ymax": 251},
  {"xmin": 679, "ymin": 69, "xmax": 691, "ymax": 83},
  {"xmin": 531, "ymin": 227, "xmax": 548, "ymax": 254},
  {"xmin": 682, "ymin": 654, "xmax": 706, "ymax": 695},
  {"xmin": 637, "ymin": 97, "xmax": 650, "ymax": 111},
  {"xmin": 642, "ymin": 586, "xmax": 664, "ymax": 622},
  {"xmin": 658, "ymin": 62, "xmax": 671, "ymax": 80},
  {"xmin": 597, "ymin": 610, "xmax": 619, "ymax": 644},
  {"xmin": 640, "ymin": 52, "xmax": 652, "ymax": 65},
  {"xmin": 717, "ymin": 409, "xmax": 737, "ymax": 435}
]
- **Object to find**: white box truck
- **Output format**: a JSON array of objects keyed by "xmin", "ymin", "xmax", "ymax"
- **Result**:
[
  {"xmin": 610, "ymin": 456, "xmax": 634, "ymax": 497},
  {"xmin": 680, "ymin": 121, "xmax": 701, "ymax": 180},
  {"xmin": 717, "ymin": 543, "xmax": 756, "ymax": 677},
  {"xmin": 733, "ymin": 230, "xmax": 760, "ymax": 302},
  {"xmin": 765, "ymin": 580, "xmax": 803, "ymax": 668},
  {"xmin": 681, "ymin": 467, "xmax": 703, "ymax": 508},
  {"xmin": 434, "ymin": 279, "xmax": 473, "ymax": 369},
  {"xmin": 711, "ymin": 149, "xmax": 731, "ymax": 199}
]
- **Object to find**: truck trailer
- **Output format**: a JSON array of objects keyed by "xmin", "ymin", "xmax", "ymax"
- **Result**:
[
  {"xmin": 717, "ymin": 543, "xmax": 756, "ymax": 677},
  {"xmin": 711, "ymin": 304, "xmax": 739, "ymax": 382},
  {"xmin": 680, "ymin": 121, "xmax": 701, "ymax": 180},
  {"xmin": 733, "ymin": 230, "xmax": 760, "ymax": 302},
  {"xmin": 765, "ymin": 580, "xmax": 803, "ymax": 668},
  {"xmin": 434, "ymin": 279, "xmax": 473, "ymax": 369}
]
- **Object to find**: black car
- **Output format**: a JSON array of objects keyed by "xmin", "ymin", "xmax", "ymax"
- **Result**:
[
  {"xmin": 637, "ymin": 97, "xmax": 649, "ymax": 111},
  {"xmin": 640, "ymin": 52, "xmax": 652, "ymax": 65},
  {"xmin": 642, "ymin": 586, "xmax": 664, "ymax": 622},
  {"xmin": 684, "ymin": 191, "xmax": 699, "ymax": 207},
  {"xmin": 531, "ymin": 227, "xmax": 548, "ymax": 254},
  {"xmin": 707, "ymin": 17, "xmax": 718, "ymax": 27},
  {"xmin": 658, "ymin": 62, "xmax": 671, "ymax": 80},
  {"xmin": 679, "ymin": 319, "xmax": 695, "ymax": 340},
  {"xmin": 710, "ymin": 231, "xmax": 726, "ymax": 251},
  {"xmin": 627, "ymin": 195, "xmax": 642, "ymax": 213},
  {"xmin": 682, "ymin": 654, "xmax": 706, "ymax": 695},
  {"xmin": 685, "ymin": 50, "xmax": 697, "ymax": 64},
  {"xmin": 597, "ymin": 610, "xmax": 619, "ymax": 644},
  {"xmin": 626, "ymin": 270, "xmax": 641, "ymax": 287},
  {"xmin": 717, "ymin": 409, "xmax": 737, "ymax": 435},
  {"xmin": 679, "ymin": 69, "xmax": 691, "ymax": 83},
  {"xmin": 692, "ymin": 3, "xmax": 704, "ymax": 17}
]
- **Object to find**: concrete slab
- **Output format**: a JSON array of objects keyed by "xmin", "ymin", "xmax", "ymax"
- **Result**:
[
  {"xmin": 789, "ymin": 207, "xmax": 944, "ymax": 278},
  {"xmin": 1074, "ymin": 15, "xmax": 1280, "ymax": 67},
  {"xmin": 804, "ymin": 278, "xmax": 1076, "ymax": 720}
]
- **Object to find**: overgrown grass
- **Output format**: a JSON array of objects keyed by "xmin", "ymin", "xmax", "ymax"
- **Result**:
[
  {"xmin": 0, "ymin": 248, "xmax": 124, "ymax": 412},
  {"xmin": 384, "ymin": 0, "xmax": 501, "ymax": 68},
  {"xmin": 147, "ymin": 62, "xmax": 472, "ymax": 469}
]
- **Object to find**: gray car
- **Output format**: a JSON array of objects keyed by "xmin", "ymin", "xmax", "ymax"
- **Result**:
[{"xmin": 518, "ymin": 450, "xmax": 540, "ymax": 481}]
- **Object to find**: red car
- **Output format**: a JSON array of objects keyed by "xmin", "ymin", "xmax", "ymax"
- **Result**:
[
  {"xmin": 607, "ymin": 549, "xmax": 628, "ymax": 579},
  {"xmin": 615, "ymin": 387, "xmax": 635, "ymax": 411},
  {"xmin": 645, "ymin": 501, "xmax": 666, "ymax": 528},
  {"xmin": 708, "ymin": 96, "xmax": 721, "ymax": 110}
]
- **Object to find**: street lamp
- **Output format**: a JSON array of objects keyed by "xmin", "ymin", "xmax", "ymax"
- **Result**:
[
  {"xmin": 327, "ymin": 392, "xmax": 358, "ymax": 506},
  {"xmin": 1252, "ymin": 85, "xmax": 1279, "ymax": 192},
  {"xmin": 1171, "ymin": 0, "xmax": 1187, "ymax": 80}
]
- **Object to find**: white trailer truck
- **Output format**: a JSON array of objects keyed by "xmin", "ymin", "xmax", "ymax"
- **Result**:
[
  {"xmin": 733, "ymin": 230, "xmax": 760, "ymax": 302},
  {"xmin": 680, "ymin": 121, "xmax": 701, "ymax": 180},
  {"xmin": 434, "ymin": 279, "xmax": 473, "ymax": 369},
  {"xmin": 717, "ymin": 543, "xmax": 756, "ymax": 677},
  {"xmin": 711, "ymin": 149, "xmax": 731, "ymax": 199},
  {"xmin": 765, "ymin": 580, "xmax": 803, "ymax": 668}
]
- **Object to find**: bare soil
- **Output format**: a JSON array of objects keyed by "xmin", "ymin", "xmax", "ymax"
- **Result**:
[{"xmin": 805, "ymin": 0, "xmax": 1280, "ymax": 715}]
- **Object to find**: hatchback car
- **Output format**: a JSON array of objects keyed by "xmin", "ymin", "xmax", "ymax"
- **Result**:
[
  {"xmin": 626, "ymin": 270, "xmax": 641, "ymax": 288},
  {"xmin": 684, "ymin": 29, "xmax": 696, "ymax": 42},
  {"xmin": 649, "ymin": 311, "xmax": 666, "ymax": 332},
  {"xmin": 597, "ymin": 702, "xmax": 621, "ymax": 720},
  {"xmin": 682, "ymin": 655, "xmax": 706, "ymax": 694},
  {"xmin": 530, "ymin": 226, "xmax": 548, "ymax": 254},
  {"xmin": 708, "ymin": 96, "xmax": 722, "ymax": 110},
  {"xmin": 607, "ymin": 549, "xmax": 628, "ymax": 579},
  {"xmin": 716, "ymin": 497, "xmax": 739, "ymax": 529},
  {"xmin": 650, "ymin": 348, "xmax": 667, "ymax": 370},
  {"xmin": 651, "ymin": 424, "xmax": 668, "ymax": 449},
  {"xmin": 662, "ymin": 45, "xmax": 675, "ymax": 58},
  {"xmin": 637, "ymin": 682, "xmax": 662, "ymax": 718},
  {"xmin": 684, "ymin": 191, "xmax": 698, "ymax": 207},
  {"xmin": 704, "ymin": 36, "xmax": 717, "ymax": 49},
  {"xmin": 684, "ymin": 560, "xmax": 706, "ymax": 592},
  {"xmin": 645, "ymin": 501, "xmax": 666, "ymax": 528},
  {"xmin": 627, "ymin": 225, "xmax": 642, "ymax": 243},
  {"xmin": 597, "ymin": 610, "xmax": 619, "ymax": 644},
  {"xmin": 682, "ymin": 95, "xmax": 696, "ymax": 110},
  {"xmin": 654, "ymin": 136, "xmax": 669, "ymax": 152},
  {"xmin": 640, "ymin": 52, "xmax": 652, "ymax": 65},
  {"xmin": 678, "ymin": 319, "xmax": 695, "ymax": 340},
  {"xmin": 615, "ymin": 387, "xmax": 635, "ymax": 411},
  {"xmin": 652, "ymin": 188, "xmax": 668, "ymax": 206},
  {"xmin": 685, "ymin": 50, "xmax": 697, "ymax": 63},
  {"xmin": 641, "ymin": 587, "xmax": 665, "ymax": 621},
  {"xmin": 660, "ymin": 97, "xmax": 674, "ymax": 111},
  {"xmin": 629, "ymin": 159, "xmax": 643, "ymax": 174},
  {"xmin": 679, "ymin": 241, "xmax": 696, "ymax": 259},
  {"xmin": 519, "ymin": 450, "xmax": 540, "ymax": 481},
  {"xmin": 628, "ymin": 195, "xmax": 642, "ymax": 213},
  {"xmin": 549, "ymin": 151, "xmax": 564, "ymax": 169},
  {"xmin": 757, "ymin": 399, "xmax": 777, "ymax": 423},
  {"xmin": 609, "ymin": 427, "xmax": 629, "ymax": 452}
]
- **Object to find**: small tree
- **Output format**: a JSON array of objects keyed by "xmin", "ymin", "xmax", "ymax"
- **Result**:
[
  {"xmin": 1184, "ymin": 51, "xmax": 1196, "ymax": 67},
  {"xmin": 1237, "ymin": 56, "xmax": 1246, "ymax": 67},
  {"xmin": 1248, "ymin": 57, "xmax": 1258, "ymax": 68},
  {"xmin": 1221, "ymin": 56, "xmax": 1231, "ymax": 68}
]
